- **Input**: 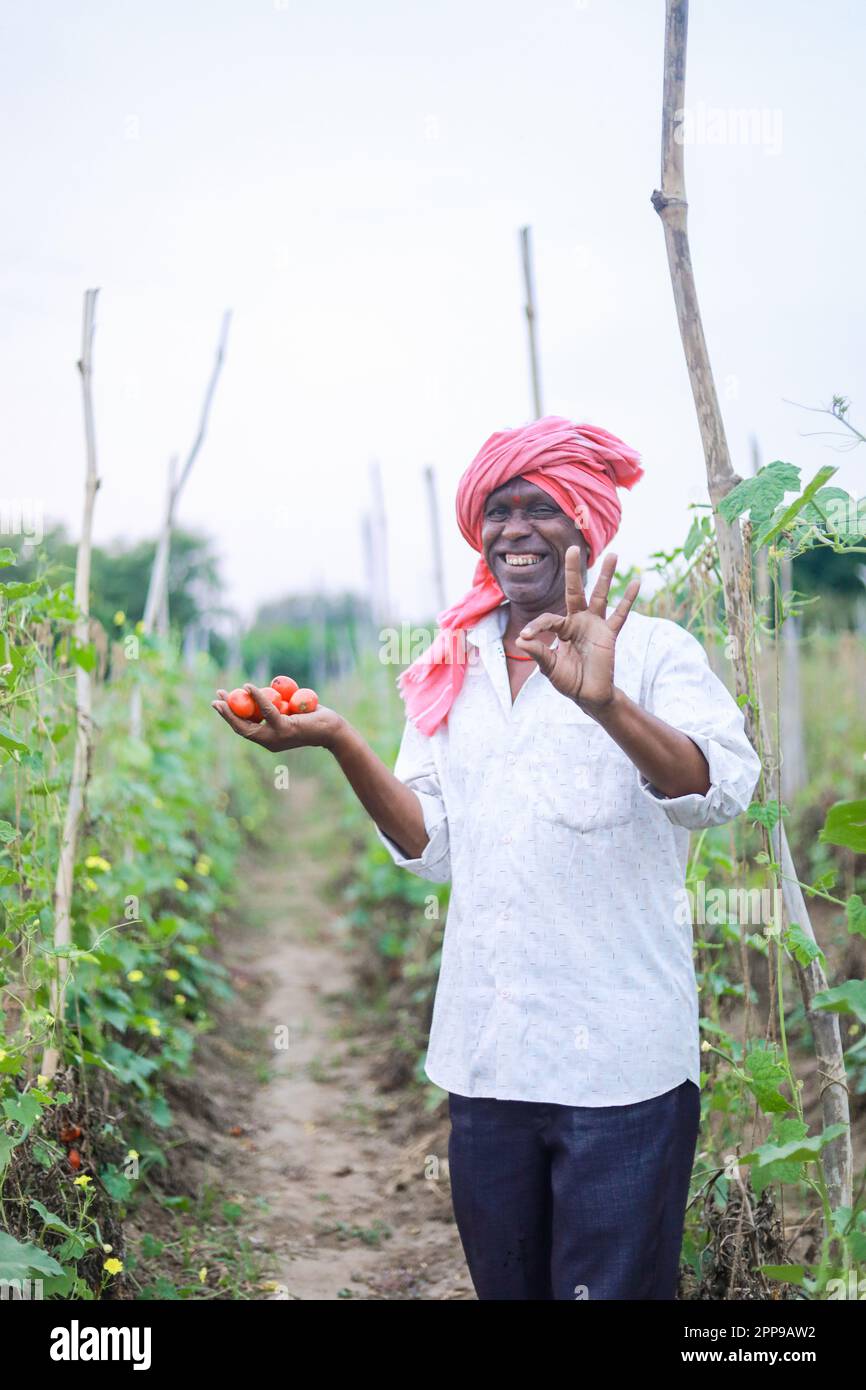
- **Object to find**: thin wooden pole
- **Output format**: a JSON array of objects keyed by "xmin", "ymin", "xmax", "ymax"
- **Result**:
[
  {"xmin": 652, "ymin": 0, "xmax": 851, "ymax": 1213},
  {"xmin": 42, "ymin": 289, "xmax": 101, "ymax": 1079},
  {"xmin": 423, "ymin": 463, "xmax": 447, "ymax": 614},
  {"xmin": 142, "ymin": 311, "xmax": 231, "ymax": 637},
  {"xmin": 368, "ymin": 459, "xmax": 390, "ymax": 625},
  {"xmin": 519, "ymin": 225, "xmax": 543, "ymax": 419}
]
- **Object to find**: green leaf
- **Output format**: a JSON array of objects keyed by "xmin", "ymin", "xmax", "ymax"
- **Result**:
[
  {"xmin": 2, "ymin": 1091, "xmax": 45, "ymax": 1129},
  {"xmin": 0, "ymin": 580, "xmax": 42, "ymax": 599},
  {"xmin": 754, "ymin": 464, "xmax": 838, "ymax": 548},
  {"xmin": 70, "ymin": 641, "xmax": 97, "ymax": 673},
  {"xmin": 0, "ymin": 1230, "xmax": 65, "ymax": 1281},
  {"xmin": 30, "ymin": 1199, "xmax": 76, "ymax": 1237},
  {"xmin": 718, "ymin": 460, "xmax": 802, "ymax": 530},
  {"xmin": 742, "ymin": 1123, "xmax": 848, "ymax": 1168},
  {"xmin": 820, "ymin": 800, "xmax": 866, "ymax": 855},
  {"xmin": 809, "ymin": 869, "xmax": 837, "ymax": 896},
  {"xmin": 751, "ymin": 1116, "xmax": 808, "ymax": 1196},
  {"xmin": 0, "ymin": 727, "xmax": 30, "ymax": 756},
  {"xmin": 845, "ymin": 895, "xmax": 866, "ymax": 940},
  {"xmin": 0, "ymin": 547, "xmax": 16, "ymax": 566},
  {"xmin": 0, "ymin": 820, "xmax": 18, "ymax": 844},
  {"xmin": 100, "ymin": 1164, "xmax": 133, "ymax": 1200},
  {"xmin": 0, "ymin": 1134, "xmax": 21, "ymax": 1173},
  {"xmin": 747, "ymin": 800, "xmax": 787, "ymax": 833},
  {"xmin": 847, "ymin": 1231, "xmax": 866, "ymax": 1262},
  {"xmin": 744, "ymin": 1044, "xmax": 791, "ymax": 1114},
  {"xmin": 683, "ymin": 517, "xmax": 704, "ymax": 560},
  {"xmin": 760, "ymin": 1265, "xmax": 806, "ymax": 1286},
  {"xmin": 813, "ymin": 979, "xmax": 866, "ymax": 1024},
  {"xmin": 782, "ymin": 922, "xmax": 825, "ymax": 971}
]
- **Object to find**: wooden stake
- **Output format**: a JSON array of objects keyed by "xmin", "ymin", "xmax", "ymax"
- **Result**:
[
  {"xmin": 652, "ymin": 0, "xmax": 850, "ymax": 1212},
  {"xmin": 519, "ymin": 226, "xmax": 543, "ymax": 419},
  {"xmin": 142, "ymin": 311, "xmax": 232, "ymax": 637},
  {"xmin": 423, "ymin": 463, "xmax": 447, "ymax": 614},
  {"xmin": 42, "ymin": 289, "xmax": 101, "ymax": 1079}
]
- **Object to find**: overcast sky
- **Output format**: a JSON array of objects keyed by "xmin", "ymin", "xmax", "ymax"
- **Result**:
[{"xmin": 2, "ymin": 0, "xmax": 864, "ymax": 624}]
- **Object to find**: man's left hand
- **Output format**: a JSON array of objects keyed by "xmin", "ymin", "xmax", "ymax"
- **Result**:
[{"xmin": 514, "ymin": 548, "xmax": 641, "ymax": 715}]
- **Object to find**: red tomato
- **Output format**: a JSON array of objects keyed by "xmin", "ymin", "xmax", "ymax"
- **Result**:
[
  {"xmin": 68, "ymin": 1148, "xmax": 82, "ymax": 1171},
  {"xmin": 274, "ymin": 696, "xmax": 291, "ymax": 715},
  {"xmin": 271, "ymin": 675, "xmax": 299, "ymax": 701},
  {"xmin": 288, "ymin": 687, "xmax": 318, "ymax": 714},
  {"xmin": 227, "ymin": 688, "xmax": 261, "ymax": 720}
]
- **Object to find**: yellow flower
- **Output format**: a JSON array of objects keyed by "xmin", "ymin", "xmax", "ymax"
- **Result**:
[
  {"xmin": 0, "ymin": 1050, "xmax": 6, "ymax": 1062},
  {"xmin": 37, "ymin": 1073, "xmax": 49, "ymax": 1087},
  {"xmin": 113, "ymin": 610, "xmax": 126, "ymax": 626},
  {"xmin": 174, "ymin": 993, "xmax": 186, "ymax": 1006},
  {"xmin": 127, "ymin": 969, "xmax": 144, "ymax": 983},
  {"xmin": 184, "ymin": 944, "xmax": 200, "ymax": 956},
  {"xmin": 73, "ymin": 1175, "xmax": 92, "ymax": 1187},
  {"xmin": 145, "ymin": 1018, "xmax": 161, "ymax": 1037},
  {"xmin": 103, "ymin": 1258, "xmax": 123, "ymax": 1276},
  {"xmin": 164, "ymin": 968, "xmax": 181, "ymax": 982},
  {"xmin": 85, "ymin": 855, "xmax": 111, "ymax": 872},
  {"xmin": 174, "ymin": 878, "xmax": 189, "ymax": 893},
  {"xmin": 82, "ymin": 877, "xmax": 98, "ymax": 893},
  {"xmin": 195, "ymin": 856, "xmax": 212, "ymax": 876},
  {"xmin": 135, "ymin": 620, "xmax": 145, "ymax": 635},
  {"xmin": 198, "ymin": 1266, "xmax": 208, "ymax": 1283}
]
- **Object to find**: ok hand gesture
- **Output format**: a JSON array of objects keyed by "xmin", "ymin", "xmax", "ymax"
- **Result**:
[{"xmin": 514, "ymin": 548, "xmax": 641, "ymax": 714}]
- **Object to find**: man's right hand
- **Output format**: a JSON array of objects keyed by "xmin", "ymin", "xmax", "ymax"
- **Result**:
[{"xmin": 212, "ymin": 683, "xmax": 345, "ymax": 752}]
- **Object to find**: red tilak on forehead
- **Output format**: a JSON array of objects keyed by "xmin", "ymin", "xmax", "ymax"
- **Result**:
[{"xmin": 511, "ymin": 491, "xmax": 522, "ymax": 506}]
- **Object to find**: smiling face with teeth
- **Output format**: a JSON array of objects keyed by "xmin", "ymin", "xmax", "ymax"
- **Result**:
[{"xmin": 481, "ymin": 476, "xmax": 588, "ymax": 622}]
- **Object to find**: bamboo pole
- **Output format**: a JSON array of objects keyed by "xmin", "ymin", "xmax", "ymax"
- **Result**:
[
  {"xmin": 42, "ymin": 289, "xmax": 101, "ymax": 1079},
  {"xmin": 368, "ymin": 459, "xmax": 390, "ymax": 625},
  {"xmin": 132, "ymin": 311, "xmax": 231, "ymax": 738},
  {"xmin": 141, "ymin": 310, "xmax": 232, "ymax": 637},
  {"xmin": 423, "ymin": 463, "xmax": 447, "ymax": 614},
  {"xmin": 519, "ymin": 225, "xmax": 543, "ymax": 419},
  {"xmin": 652, "ymin": 0, "xmax": 851, "ymax": 1212}
]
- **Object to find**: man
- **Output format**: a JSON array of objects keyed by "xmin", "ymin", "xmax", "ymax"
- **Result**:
[{"xmin": 213, "ymin": 415, "xmax": 761, "ymax": 1301}]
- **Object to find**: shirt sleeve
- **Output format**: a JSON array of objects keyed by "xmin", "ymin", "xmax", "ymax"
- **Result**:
[
  {"xmin": 374, "ymin": 717, "xmax": 452, "ymax": 883},
  {"xmin": 636, "ymin": 618, "xmax": 762, "ymax": 831}
]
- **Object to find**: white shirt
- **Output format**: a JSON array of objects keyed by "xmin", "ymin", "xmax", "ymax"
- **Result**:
[{"xmin": 377, "ymin": 602, "xmax": 762, "ymax": 1107}]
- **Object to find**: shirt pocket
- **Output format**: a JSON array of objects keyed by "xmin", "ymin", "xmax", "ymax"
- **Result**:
[{"xmin": 528, "ymin": 704, "xmax": 636, "ymax": 833}]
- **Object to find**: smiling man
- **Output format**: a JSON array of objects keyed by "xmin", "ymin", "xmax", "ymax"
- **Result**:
[{"xmin": 214, "ymin": 414, "xmax": 761, "ymax": 1301}]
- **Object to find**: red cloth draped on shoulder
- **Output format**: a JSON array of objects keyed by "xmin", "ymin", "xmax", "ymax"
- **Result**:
[{"xmin": 397, "ymin": 415, "xmax": 643, "ymax": 735}]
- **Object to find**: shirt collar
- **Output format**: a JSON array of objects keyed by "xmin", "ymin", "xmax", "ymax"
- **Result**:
[{"xmin": 465, "ymin": 602, "xmax": 509, "ymax": 648}]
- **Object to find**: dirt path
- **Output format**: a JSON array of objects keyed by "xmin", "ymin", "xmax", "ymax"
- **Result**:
[{"xmin": 200, "ymin": 776, "xmax": 472, "ymax": 1301}]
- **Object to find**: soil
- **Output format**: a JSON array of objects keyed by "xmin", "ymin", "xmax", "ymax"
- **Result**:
[{"xmin": 142, "ymin": 776, "xmax": 473, "ymax": 1301}]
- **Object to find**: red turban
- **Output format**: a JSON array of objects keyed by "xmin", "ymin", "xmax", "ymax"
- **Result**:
[{"xmin": 397, "ymin": 415, "xmax": 643, "ymax": 735}]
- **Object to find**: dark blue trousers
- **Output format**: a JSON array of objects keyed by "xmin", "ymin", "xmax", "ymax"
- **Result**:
[{"xmin": 447, "ymin": 1078, "xmax": 700, "ymax": 1300}]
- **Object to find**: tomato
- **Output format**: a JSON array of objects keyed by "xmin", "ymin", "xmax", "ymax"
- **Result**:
[
  {"xmin": 288, "ymin": 687, "xmax": 318, "ymax": 714},
  {"xmin": 227, "ymin": 688, "xmax": 261, "ymax": 720},
  {"xmin": 273, "ymin": 696, "xmax": 291, "ymax": 715},
  {"xmin": 59, "ymin": 1124, "xmax": 82, "ymax": 1143},
  {"xmin": 68, "ymin": 1148, "xmax": 82, "ymax": 1171},
  {"xmin": 271, "ymin": 675, "xmax": 299, "ymax": 701}
]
